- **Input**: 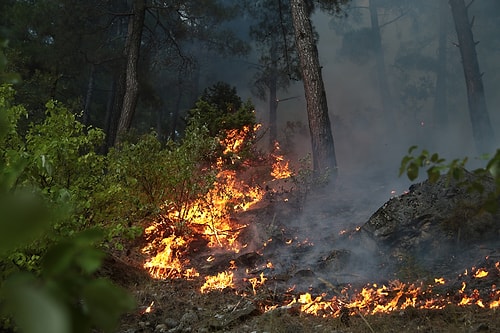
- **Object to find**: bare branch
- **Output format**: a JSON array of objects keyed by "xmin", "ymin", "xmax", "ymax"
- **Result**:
[
  {"xmin": 379, "ymin": 10, "xmax": 408, "ymax": 29},
  {"xmin": 466, "ymin": 0, "xmax": 476, "ymax": 10}
]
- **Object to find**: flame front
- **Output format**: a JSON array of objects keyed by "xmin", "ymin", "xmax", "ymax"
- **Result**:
[{"xmin": 280, "ymin": 273, "xmax": 500, "ymax": 317}]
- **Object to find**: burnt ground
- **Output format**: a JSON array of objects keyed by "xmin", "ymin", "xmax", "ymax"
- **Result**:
[{"xmin": 111, "ymin": 172, "xmax": 500, "ymax": 333}]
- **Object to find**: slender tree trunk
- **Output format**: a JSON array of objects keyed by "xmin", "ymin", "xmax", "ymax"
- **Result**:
[
  {"xmin": 82, "ymin": 63, "xmax": 95, "ymax": 126},
  {"xmin": 449, "ymin": 0, "xmax": 494, "ymax": 153},
  {"xmin": 268, "ymin": 75, "xmax": 278, "ymax": 149},
  {"xmin": 116, "ymin": 0, "xmax": 146, "ymax": 143},
  {"xmin": 433, "ymin": 0, "xmax": 449, "ymax": 129},
  {"xmin": 268, "ymin": 39, "xmax": 279, "ymax": 149},
  {"xmin": 290, "ymin": 0, "xmax": 338, "ymax": 180},
  {"xmin": 369, "ymin": 0, "xmax": 393, "ymax": 118},
  {"xmin": 103, "ymin": 71, "xmax": 125, "ymax": 152},
  {"xmin": 170, "ymin": 89, "xmax": 183, "ymax": 141}
]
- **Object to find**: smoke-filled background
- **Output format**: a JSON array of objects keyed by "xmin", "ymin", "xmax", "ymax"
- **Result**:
[{"xmin": 226, "ymin": 0, "xmax": 500, "ymax": 204}]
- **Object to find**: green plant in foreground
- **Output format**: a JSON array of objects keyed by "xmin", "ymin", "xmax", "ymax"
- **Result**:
[
  {"xmin": 400, "ymin": 146, "xmax": 500, "ymax": 212},
  {"xmin": 0, "ymin": 85, "xmax": 135, "ymax": 333},
  {"xmin": 399, "ymin": 146, "xmax": 469, "ymax": 183}
]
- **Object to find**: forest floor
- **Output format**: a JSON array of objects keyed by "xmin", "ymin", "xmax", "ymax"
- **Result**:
[{"xmin": 111, "ymin": 174, "xmax": 500, "ymax": 333}]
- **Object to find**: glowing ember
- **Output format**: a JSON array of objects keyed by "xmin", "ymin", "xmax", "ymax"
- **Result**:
[
  {"xmin": 200, "ymin": 271, "xmax": 235, "ymax": 293},
  {"xmin": 473, "ymin": 268, "xmax": 489, "ymax": 278},
  {"xmin": 247, "ymin": 273, "xmax": 267, "ymax": 295},
  {"xmin": 271, "ymin": 141, "xmax": 293, "ymax": 179},
  {"xmin": 434, "ymin": 277, "xmax": 446, "ymax": 284},
  {"xmin": 142, "ymin": 301, "xmax": 154, "ymax": 314}
]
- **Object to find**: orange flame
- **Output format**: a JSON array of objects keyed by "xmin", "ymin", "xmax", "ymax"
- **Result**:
[
  {"xmin": 277, "ymin": 271, "xmax": 500, "ymax": 318},
  {"xmin": 142, "ymin": 126, "xmax": 264, "ymax": 280},
  {"xmin": 200, "ymin": 271, "xmax": 235, "ymax": 293},
  {"xmin": 271, "ymin": 141, "xmax": 293, "ymax": 179}
]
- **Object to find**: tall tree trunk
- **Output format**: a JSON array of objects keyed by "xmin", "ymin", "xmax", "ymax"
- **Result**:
[
  {"xmin": 290, "ymin": 0, "xmax": 338, "ymax": 180},
  {"xmin": 449, "ymin": 0, "xmax": 494, "ymax": 153},
  {"xmin": 103, "ymin": 71, "xmax": 125, "ymax": 152},
  {"xmin": 82, "ymin": 63, "xmax": 95, "ymax": 126},
  {"xmin": 268, "ymin": 75, "xmax": 278, "ymax": 150},
  {"xmin": 369, "ymin": 0, "xmax": 393, "ymax": 119},
  {"xmin": 116, "ymin": 0, "xmax": 146, "ymax": 143},
  {"xmin": 268, "ymin": 39, "xmax": 279, "ymax": 149},
  {"xmin": 433, "ymin": 0, "xmax": 449, "ymax": 129}
]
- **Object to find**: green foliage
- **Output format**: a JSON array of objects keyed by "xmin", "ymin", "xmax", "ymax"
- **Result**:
[
  {"xmin": 400, "ymin": 146, "xmax": 500, "ymax": 213},
  {"xmin": 104, "ymin": 124, "xmax": 218, "ymax": 232},
  {"xmin": 188, "ymin": 82, "xmax": 256, "ymax": 137},
  {"xmin": 0, "ymin": 87, "xmax": 134, "ymax": 333},
  {"xmin": 1, "ymin": 231, "xmax": 135, "ymax": 333},
  {"xmin": 399, "ymin": 145, "xmax": 467, "ymax": 183},
  {"xmin": 0, "ymin": 39, "xmax": 21, "ymax": 85}
]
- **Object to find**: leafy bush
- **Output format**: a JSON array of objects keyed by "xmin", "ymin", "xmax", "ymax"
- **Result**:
[
  {"xmin": 188, "ymin": 82, "xmax": 256, "ymax": 136},
  {"xmin": 0, "ymin": 85, "xmax": 134, "ymax": 333},
  {"xmin": 103, "ymin": 124, "xmax": 219, "ymax": 236},
  {"xmin": 400, "ymin": 146, "xmax": 500, "ymax": 212}
]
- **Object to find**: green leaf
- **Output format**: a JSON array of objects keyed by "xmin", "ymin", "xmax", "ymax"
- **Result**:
[
  {"xmin": 407, "ymin": 162, "xmax": 419, "ymax": 181},
  {"xmin": 0, "ymin": 193, "xmax": 51, "ymax": 254},
  {"xmin": 430, "ymin": 153, "xmax": 440, "ymax": 163},
  {"xmin": 427, "ymin": 166, "xmax": 440, "ymax": 183},
  {"xmin": 1, "ymin": 273, "xmax": 71, "ymax": 333},
  {"xmin": 82, "ymin": 279, "xmax": 136, "ymax": 333},
  {"xmin": 75, "ymin": 248, "xmax": 105, "ymax": 274}
]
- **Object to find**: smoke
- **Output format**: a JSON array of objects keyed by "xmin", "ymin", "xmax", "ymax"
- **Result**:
[
  {"xmin": 237, "ymin": 2, "xmax": 500, "ymax": 289},
  {"xmin": 195, "ymin": 0, "xmax": 500, "ymax": 291}
]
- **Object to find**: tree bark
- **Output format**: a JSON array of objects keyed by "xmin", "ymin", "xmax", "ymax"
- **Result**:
[
  {"xmin": 103, "ymin": 71, "xmax": 125, "ymax": 153},
  {"xmin": 449, "ymin": 0, "xmax": 494, "ymax": 153},
  {"xmin": 369, "ymin": 0, "xmax": 393, "ymax": 118},
  {"xmin": 268, "ymin": 79, "xmax": 278, "ymax": 149},
  {"xmin": 82, "ymin": 63, "xmax": 95, "ymax": 126},
  {"xmin": 433, "ymin": 0, "xmax": 449, "ymax": 129},
  {"xmin": 290, "ymin": 0, "xmax": 338, "ymax": 180},
  {"xmin": 116, "ymin": 0, "xmax": 146, "ymax": 143}
]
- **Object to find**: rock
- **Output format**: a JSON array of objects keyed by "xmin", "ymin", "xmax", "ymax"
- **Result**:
[
  {"xmin": 164, "ymin": 318, "xmax": 179, "ymax": 328},
  {"xmin": 179, "ymin": 310, "xmax": 198, "ymax": 326},
  {"xmin": 360, "ymin": 169, "xmax": 500, "ymax": 276},
  {"xmin": 155, "ymin": 323, "xmax": 167, "ymax": 332},
  {"xmin": 208, "ymin": 301, "xmax": 257, "ymax": 328}
]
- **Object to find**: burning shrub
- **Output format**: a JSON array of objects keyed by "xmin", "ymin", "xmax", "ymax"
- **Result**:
[
  {"xmin": 187, "ymin": 82, "xmax": 258, "ymax": 167},
  {"xmin": 104, "ymin": 125, "xmax": 219, "ymax": 231}
]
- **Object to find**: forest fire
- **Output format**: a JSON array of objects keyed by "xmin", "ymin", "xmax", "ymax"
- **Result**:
[{"xmin": 139, "ymin": 126, "xmax": 500, "ymax": 321}]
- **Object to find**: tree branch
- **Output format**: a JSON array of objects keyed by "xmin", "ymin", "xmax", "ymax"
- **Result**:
[
  {"xmin": 379, "ymin": 10, "xmax": 408, "ymax": 29},
  {"xmin": 466, "ymin": 0, "xmax": 476, "ymax": 10}
]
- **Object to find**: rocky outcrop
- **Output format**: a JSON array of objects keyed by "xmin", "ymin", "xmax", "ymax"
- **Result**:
[{"xmin": 361, "ymin": 169, "xmax": 500, "ymax": 277}]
